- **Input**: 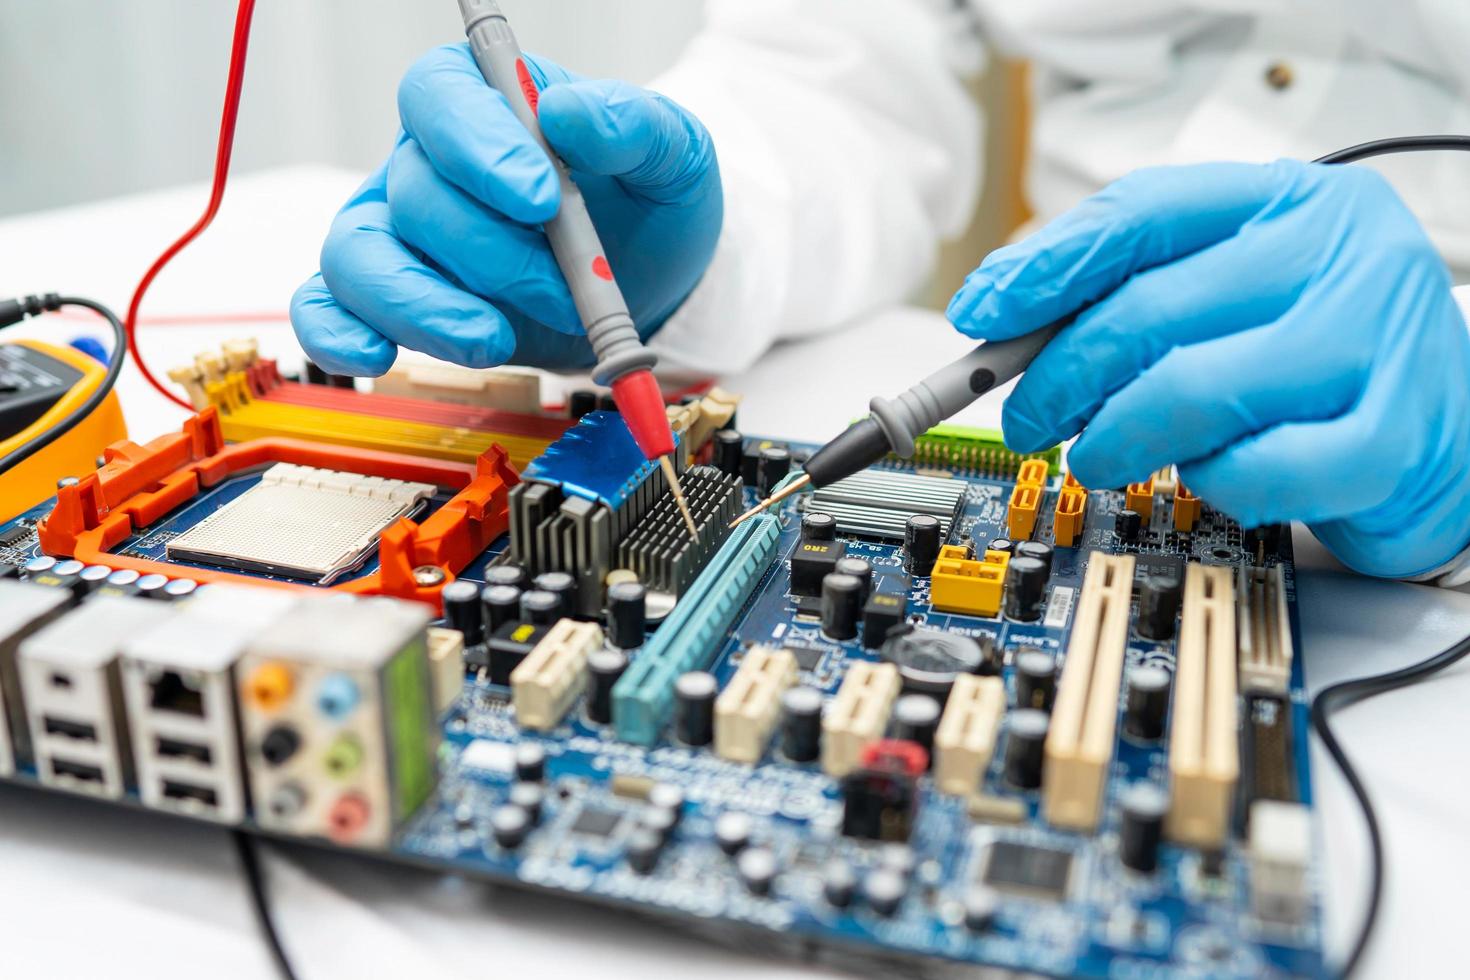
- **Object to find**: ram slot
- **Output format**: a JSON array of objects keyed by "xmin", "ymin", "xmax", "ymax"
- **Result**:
[
  {"xmin": 1168, "ymin": 564, "xmax": 1238, "ymax": 848},
  {"xmin": 612, "ymin": 514, "xmax": 781, "ymax": 745},
  {"xmin": 1043, "ymin": 552, "xmax": 1134, "ymax": 830},
  {"xmin": 715, "ymin": 645, "xmax": 796, "ymax": 763},
  {"xmin": 934, "ymin": 673, "xmax": 1005, "ymax": 796},
  {"xmin": 822, "ymin": 661, "xmax": 901, "ymax": 777}
]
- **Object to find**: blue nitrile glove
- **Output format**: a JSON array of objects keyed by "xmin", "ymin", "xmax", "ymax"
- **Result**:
[
  {"xmin": 946, "ymin": 160, "xmax": 1470, "ymax": 579},
  {"xmin": 290, "ymin": 44, "xmax": 721, "ymax": 374}
]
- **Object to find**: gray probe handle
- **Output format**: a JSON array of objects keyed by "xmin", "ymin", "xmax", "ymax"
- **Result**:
[
  {"xmin": 458, "ymin": 0, "xmax": 655, "ymax": 384},
  {"xmin": 868, "ymin": 323, "xmax": 1063, "ymax": 458}
]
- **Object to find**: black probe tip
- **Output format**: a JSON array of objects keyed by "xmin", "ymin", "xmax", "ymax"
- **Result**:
[{"xmin": 802, "ymin": 418, "xmax": 893, "ymax": 489}]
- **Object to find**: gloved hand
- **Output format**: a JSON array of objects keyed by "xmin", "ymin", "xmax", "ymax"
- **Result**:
[
  {"xmin": 947, "ymin": 160, "xmax": 1470, "ymax": 579},
  {"xmin": 290, "ymin": 44, "xmax": 721, "ymax": 374}
]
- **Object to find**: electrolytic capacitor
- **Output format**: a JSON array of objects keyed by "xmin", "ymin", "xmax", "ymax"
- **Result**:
[
  {"xmin": 508, "ymin": 781, "xmax": 544, "ymax": 823},
  {"xmin": 1135, "ymin": 573, "xmax": 1183, "ymax": 640},
  {"xmin": 521, "ymin": 589, "xmax": 561, "ymax": 625},
  {"xmin": 1003, "ymin": 709, "xmax": 1049, "ymax": 789},
  {"xmin": 1003, "ymin": 556, "xmax": 1048, "ymax": 622},
  {"xmin": 514, "ymin": 743, "xmax": 546, "ymax": 783},
  {"xmin": 987, "ymin": 538, "xmax": 1015, "ymax": 555},
  {"xmin": 674, "ymin": 670, "xmax": 718, "ymax": 746},
  {"xmin": 715, "ymin": 811, "xmax": 752, "ymax": 855},
  {"xmin": 586, "ymin": 648, "xmax": 628, "ymax": 725},
  {"xmin": 491, "ymin": 804, "xmax": 532, "ymax": 849},
  {"xmin": 756, "ymin": 446, "xmax": 792, "ymax": 496},
  {"xmin": 532, "ymin": 572, "xmax": 576, "ymax": 617},
  {"xmin": 606, "ymin": 581, "xmax": 646, "ymax": 649},
  {"xmin": 823, "ymin": 860, "xmax": 858, "ymax": 908},
  {"xmin": 440, "ymin": 580, "xmax": 484, "ymax": 645},
  {"xmin": 485, "ymin": 563, "xmax": 528, "ymax": 591},
  {"xmin": 820, "ymin": 573, "xmax": 864, "ymax": 641},
  {"xmin": 737, "ymin": 846, "xmax": 779, "ymax": 896},
  {"xmin": 1115, "ymin": 508, "xmax": 1143, "ymax": 542},
  {"xmin": 481, "ymin": 585, "xmax": 523, "ymax": 633},
  {"xmin": 75, "ymin": 565, "xmax": 112, "ymax": 597},
  {"xmin": 713, "ymin": 429, "xmax": 743, "ymax": 477},
  {"xmin": 136, "ymin": 573, "xmax": 170, "ymax": 598},
  {"xmin": 800, "ymin": 511, "xmax": 837, "ymax": 542},
  {"xmin": 1124, "ymin": 666, "xmax": 1171, "ymax": 741},
  {"xmin": 780, "ymin": 686, "xmax": 823, "ymax": 763},
  {"xmin": 162, "ymin": 579, "xmax": 198, "ymax": 601},
  {"xmin": 1014, "ymin": 541, "xmax": 1053, "ymax": 578},
  {"xmin": 864, "ymin": 868, "xmax": 907, "ymax": 917},
  {"xmin": 568, "ymin": 389, "xmax": 598, "ymax": 419},
  {"xmin": 626, "ymin": 827, "xmax": 664, "ymax": 874},
  {"xmin": 963, "ymin": 886, "xmax": 1000, "ymax": 931},
  {"xmin": 1119, "ymin": 782, "xmax": 1170, "ymax": 872},
  {"xmin": 891, "ymin": 694, "xmax": 941, "ymax": 766},
  {"xmin": 834, "ymin": 556, "xmax": 873, "ymax": 600},
  {"xmin": 1014, "ymin": 648, "xmax": 1057, "ymax": 711},
  {"xmin": 977, "ymin": 634, "xmax": 1005, "ymax": 676},
  {"xmin": 903, "ymin": 514, "xmax": 942, "ymax": 576}
]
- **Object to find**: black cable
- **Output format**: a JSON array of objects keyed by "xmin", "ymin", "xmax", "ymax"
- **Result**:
[
  {"xmin": 0, "ymin": 294, "xmax": 127, "ymax": 474},
  {"xmin": 1314, "ymin": 134, "xmax": 1470, "ymax": 165},
  {"xmin": 232, "ymin": 830, "xmax": 301, "ymax": 980}
]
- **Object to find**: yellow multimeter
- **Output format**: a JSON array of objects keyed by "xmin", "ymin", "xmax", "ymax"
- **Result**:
[{"xmin": 0, "ymin": 339, "xmax": 126, "ymax": 522}]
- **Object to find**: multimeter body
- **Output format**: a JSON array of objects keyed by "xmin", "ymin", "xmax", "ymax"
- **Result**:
[{"xmin": 0, "ymin": 339, "xmax": 126, "ymax": 522}]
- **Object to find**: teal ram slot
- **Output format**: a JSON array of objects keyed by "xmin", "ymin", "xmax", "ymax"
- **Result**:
[{"xmin": 612, "ymin": 514, "xmax": 781, "ymax": 745}]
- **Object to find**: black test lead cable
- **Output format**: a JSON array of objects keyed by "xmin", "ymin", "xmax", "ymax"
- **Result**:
[
  {"xmin": 233, "ymin": 830, "xmax": 301, "ymax": 980},
  {"xmin": 0, "ymin": 294, "xmax": 127, "ymax": 475}
]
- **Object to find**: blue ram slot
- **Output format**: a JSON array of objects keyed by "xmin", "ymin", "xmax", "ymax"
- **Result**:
[
  {"xmin": 520, "ymin": 411, "xmax": 668, "ymax": 510},
  {"xmin": 612, "ymin": 513, "xmax": 781, "ymax": 745}
]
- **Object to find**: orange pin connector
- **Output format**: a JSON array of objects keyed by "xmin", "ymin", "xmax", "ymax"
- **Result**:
[
  {"xmin": 1174, "ymin": 483, "xmax": 1202, "ymax": 532},
  {"xmin": 1125, "ymin": 478, "xmax": 1155, "ymax": 520}
]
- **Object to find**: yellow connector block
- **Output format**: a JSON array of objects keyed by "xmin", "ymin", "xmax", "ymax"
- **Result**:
[
  {"xmin": 1053, "ymin": 486, "xmax": 1088, "ymax": 548},
  {"xmin": 1174, "ymin": 483, "xmax": 1202, "ymax": 532},
  {"xmin": 1125, "ymin": 478, "xmax": 1155, "ymax": 520},
  {"xmin": 1017, "ymin": 458, "xmax": 1050, "ymax": 488},
  {"xmin": 931, "ymin": 546, "xmax": 1010, "ymax": 617},
  {"xmin": 1007, "ymin": 483, "xmax": 1041, "ymax": 540},
  {"xmin": 1063, "ymin": 472, "xmax": 1085, "ymax": 490}
]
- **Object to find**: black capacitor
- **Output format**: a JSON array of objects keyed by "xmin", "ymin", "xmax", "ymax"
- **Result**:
[
  {"xmin": 74, "ymin": 564, "xmax": 112, "ymax": 597},
  {"xmin": 1135, "ymin": 573, "xmax": 1183, "ymax": 640},
  {"xmin": 639, "ymin": 805, "xmax": 678, "ymax": 843},
  {"xmin": 737, "ymin": 846, "xmax": 779, "ymax": 896},
  {"xmin": 1115, "ymin": 508, "xmax": 1143, "ymax": 542},
  {"xmin": 903, "ymin": 515, "xmax": 942, "ymax": 576},
  {"xmin": 823, "ymin": 860, "xmax": 858, "ymax": 908},
  {"xmin": 674, "ymin": 671, "xmax": 718, "ymax": 746},
  {"xmin": 586, "ymin": 648, "xmax": 629, "ymax": 724},
  {"xmin": 481, "ymin": 584, "xmax": 523, "ymax": 634},
  {"xmin": 1003, "ymin": 709, "xmax": 1049, "ymax": 789},
  {"xmin": 834, "ymin": 557, "xmax": 873, "ymax": 600},
  {"xmin": 135, "ymin": 573, "xmax": 170, "ymax": 599},
  {"xmin": 1119, "ymin": 782, "xmax": 1169, "ymax": 872},
  {"xmin": 568, "ymin": 389, "xmax": 598, "ymax": 419},
  {"xmin": 162, "ymin": 579, "xmax": 198, "ymax": 601},
  {"xmin": 606, "ymin": 581, "xmax": 647, "ymax": 649},
  {"xmin": 800, "ymin": 511, "xmax": 837, "ymax": 542},
  {"xmin": 532, "ymin": 572, "xmax": 576, "ymax": 617},
  {"xmin": 626, "ymin": 827, "xmax": 663, "ymax": 874},
  {"xmin": 509, "ymin": 781, "xmax": 545, "ymax": 823},
  {"xmin": 491, "ymin": 804, "xmax": 532, "ymax": 849},
  {"xmin": 891, "ymin": 694, "xmax": 941, "ymax": 766},
  {"xmin": 1014, "ymin": 541, "xmax": 1054, "ymax": 578},
  {"xmin": 1002, "ymin": 556, "xmax": 1048, "ymax": 622},
  {"xmin": 714, "ymin": 811, "xmax": 752, "ymax": 855},
  {"xmin": 820, "ymin": 573, "xmax": 864, "ymax": 641},
  {"xmin": 712, "ymin": 429, "xmax": 744, "ymax": 477},
  {"xmin": 521, "ymin": 589, "xmax": 562, "ymax": 625},
  {"xmin": 514, "ymin": 743, "xmax": 546, "ymax": 782},
  {"xmin": 864, "ymin": 869, "xmax": 907, "ymax": 917},
  {"xmin": 1014, "ymin": 649, "xmax": 1057, "ymax": 711},
  {"xmin": 440, "ymin": 580, "xmax": 484, "ymax": 645},
  {"xmin": 756, "ymin": 446, "xmax": 792, "ymax": 496},
  {"xmin": 1124, "ymin": 666, "xmax": 1171, "ymax": 741},
  {"xmin": 987, "ymin": 538, "xmax": 1015, "ymax": 555},
  {"xmin": 780, "ymin": 686, "xmax": 823, "ymax": 762},
  {"xmin": 976, "ymin": 633, "xmax": 1005, "ymax": 677},
  {"xmin": 485, "ymin": 563, "xmax": 528, "ymax": 590},
  {"xmin": 963, "ymin": 887, "xmax": 1000, "ymax": 931}
]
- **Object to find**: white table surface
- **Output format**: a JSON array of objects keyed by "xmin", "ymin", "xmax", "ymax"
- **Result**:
[{"xmin": 2, "ymin": 166, "xmax": 1468, "ymax": 980}]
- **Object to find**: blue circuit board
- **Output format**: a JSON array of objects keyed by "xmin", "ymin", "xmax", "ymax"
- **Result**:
[{"xmin": 0, "ymin": 447, "xmax": 1323, "ymax": 978}]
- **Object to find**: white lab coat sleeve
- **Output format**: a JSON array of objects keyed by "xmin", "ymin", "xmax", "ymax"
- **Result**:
[{"xmin": 642, "ymin": 0, "xmax": 983, "ymax": 374}]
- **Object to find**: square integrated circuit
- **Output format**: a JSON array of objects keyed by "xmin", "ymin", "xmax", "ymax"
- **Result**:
[
  {"xmin": 165, "ymin": 464, "xmax": 434, "ymax": 583},
  {"xmin": 980, "ymin": 841, "xmax": 1075, "ymax": 900}
]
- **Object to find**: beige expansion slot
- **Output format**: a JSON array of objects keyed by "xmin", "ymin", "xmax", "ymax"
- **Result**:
[
  {"xmin": 511, "ymin": 620, "xmax": 602, "ymax": 731},
  {"xmin": 934, "ymin": 674, "xmax": 1005, "ymax": 796},
  {"xmin": 1168, "ymin": 564, "xmax": 1239, "ymax": 848},
  {"xmin": 1044, "ymin": 552, "xmax": 1135, "ymax": 830},
  {"xmin": 822, "ymin": 661, "xmax": 900, "ymax": 777},
  {"xmin": 1237, "ymin": 565, "xmax": 1293, "ymax": 695},
  {"xmin": 715, "ymin": 646, "xmax": 796, "ymax": 763}
]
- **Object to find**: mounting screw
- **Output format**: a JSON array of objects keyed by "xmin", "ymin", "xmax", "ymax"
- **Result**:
[
  {"xmin": 57, "ymin": 476, "xmax": 79, "ymax": 489},
  {"xmin": 413, "ymin": 565, "xmax": 446, "ymax": 587}
]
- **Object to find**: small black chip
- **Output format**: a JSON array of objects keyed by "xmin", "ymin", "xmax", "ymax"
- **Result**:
[
  {"xmin": 789, "ymin": 540, "xmax": 846, "ymax": 597},
  {"xmin": 0, "ymin": 525, "xmax": 31, "ymax": 548},
  {"xmin": 788, "ymin": 646, "xmax": 825, "ymax": 671},
  {"xmin": 981, "ymin": 841, "xmax": 1074, "ymax": 899},
  {"xmin": 571, "ymin": 806, "xmax": 624, "ymax": 839},
  {"xmin": 1134, "ymin": 553, "xmax": 1184, "ymax": 584}
]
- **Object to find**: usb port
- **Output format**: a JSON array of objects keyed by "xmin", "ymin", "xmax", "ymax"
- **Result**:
[
  {"xmin": 155, "ymin": 737, "xmax": 213, "ymax": 765},
  {"xmin": 43, "ymin": 717, "xmax": 98, "ymax": 741},
  {"xmin": 50, "ymin": 758, "xmax": 104, "ymax": 783},
  {"xmin": 162, "ymin": 780, "xmax": 218, "ymax": 808}
]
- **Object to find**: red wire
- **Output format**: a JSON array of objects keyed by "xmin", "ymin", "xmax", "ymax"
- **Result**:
[{"xmin": 125, "ymin": 0, "xmax": 257, "ymax": 410}]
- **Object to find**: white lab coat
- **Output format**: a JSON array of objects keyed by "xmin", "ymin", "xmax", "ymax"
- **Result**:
[{"xmin": 647, "ymin": 0, "xmax": 1470, "ymax": 374}]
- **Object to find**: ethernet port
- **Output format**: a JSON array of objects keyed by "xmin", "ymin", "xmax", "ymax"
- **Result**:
[{"xmin": 149, "ymin": 669, "xmax": 205, "ymax": 717}]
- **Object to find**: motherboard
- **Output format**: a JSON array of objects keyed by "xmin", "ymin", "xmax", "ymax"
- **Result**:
[{"xmin": 0, "ymin": 364, "xmax": 1323, "ymax": 978}]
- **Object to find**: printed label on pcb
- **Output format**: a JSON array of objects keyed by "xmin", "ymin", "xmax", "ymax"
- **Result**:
[{"xmin": 1043, "ymin": 586, "xmax": 1075, "ymax": 630}]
